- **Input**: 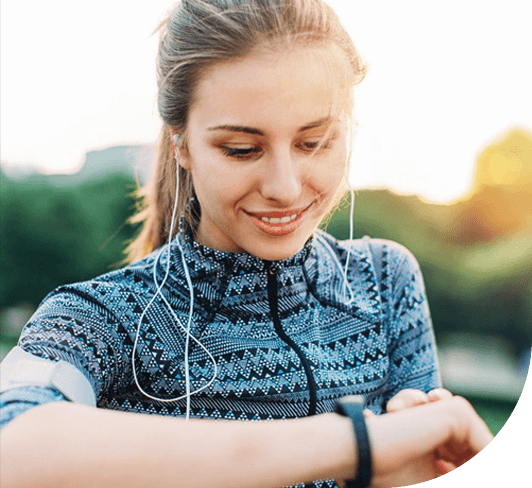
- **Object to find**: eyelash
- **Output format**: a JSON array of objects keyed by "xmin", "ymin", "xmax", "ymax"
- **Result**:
[
  {"xmin": 221, "ymin": 146, "xmax": 262, "ymax": 159},
  {"xmin": 220, "ymin": 140, "xmax": 332, "ymax": 160}
]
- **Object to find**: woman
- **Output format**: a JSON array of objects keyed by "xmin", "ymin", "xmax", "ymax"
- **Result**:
[{"xmin": 0, "ymin": 1, "xmax": 492, "ymax": 487}]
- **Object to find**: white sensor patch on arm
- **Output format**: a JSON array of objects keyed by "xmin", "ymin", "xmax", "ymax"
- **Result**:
[{"xmin": 0, "ymin": 346, "xmax": 96, "ymax": 407}]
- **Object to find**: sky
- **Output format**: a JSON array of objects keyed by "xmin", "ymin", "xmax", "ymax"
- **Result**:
[{"xmin": 1, "ymin": 0, "xmax": 531, "ymax": 203}]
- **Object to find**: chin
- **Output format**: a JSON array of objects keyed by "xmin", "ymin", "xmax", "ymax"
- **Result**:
[{"xmin": 244, "ymin": 237, "xmax": 309, "ymax": 262}]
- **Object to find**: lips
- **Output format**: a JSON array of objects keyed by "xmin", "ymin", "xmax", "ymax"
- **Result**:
[{"xmin": 245, "ymin": 205, "xmax": 311, "ymax": 237}]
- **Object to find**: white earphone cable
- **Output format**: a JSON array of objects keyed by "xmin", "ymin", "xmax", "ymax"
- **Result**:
[
  {"xmin": 343, "ymin": 182, "xmax": 356, "ymax": 303},
  {"xmin": 131, "ymin": 138, "xmax": 217, "ymax": 419},
  {"xmin": 317, "ymin": 181, "xmax": 356, "ymax": 305}
]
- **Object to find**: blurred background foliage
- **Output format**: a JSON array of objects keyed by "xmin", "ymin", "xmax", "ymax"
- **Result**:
[
  {"xmin": 1, "ymin": 129, "xmax": 531, "ymax": 434},
  {"xmin": 325, "ymin": 128, "xmax": 532, "ymax": 359},
  {"xmin": 0, "ymin": 172, "xmax": 138, "ymax": 308}
]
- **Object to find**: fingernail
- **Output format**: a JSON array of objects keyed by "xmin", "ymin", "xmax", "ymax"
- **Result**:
[{"xmin": 389, "ymin": 399, "xmax": 404, "ymax": 411}]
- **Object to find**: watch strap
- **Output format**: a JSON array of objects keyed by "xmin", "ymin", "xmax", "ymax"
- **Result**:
[{"xmin": 335, "ymin": 395, "xmax": 372, "ymax": 488}]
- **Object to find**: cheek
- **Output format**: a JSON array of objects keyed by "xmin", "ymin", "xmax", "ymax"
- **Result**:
[
  {"xmin": 191, "ymin": 160, "xmax": 253, "ymax": 211},
  {"xmin": 306, "ymin": 154, "xmax": 347, "ymax": 198}
]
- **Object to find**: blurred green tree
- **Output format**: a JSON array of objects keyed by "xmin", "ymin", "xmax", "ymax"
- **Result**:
[{"xmin": 0, "ymin": 171, "xmax": 138, "ymax": 311}]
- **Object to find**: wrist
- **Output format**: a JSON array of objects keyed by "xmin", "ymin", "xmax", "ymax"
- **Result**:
[
  {"xmin": 329, "ymin": 413, "xmax": 359, "ymax": 480},
  {"xmin": 334, "ymin": 396, "xmax": 373, "ymax": 488}
]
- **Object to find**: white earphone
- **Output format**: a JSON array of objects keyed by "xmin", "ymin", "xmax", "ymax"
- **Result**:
[
  {"xmin": 316, "ymin": 179, "xmax": 356, "ymax": 305},
  {"xmin": 173, "ymin": 133, "xmax": 181, "ymax": 155},
  {"xmin": 131, "ymin": 132, "xmax": 217, "ymax": 420}
]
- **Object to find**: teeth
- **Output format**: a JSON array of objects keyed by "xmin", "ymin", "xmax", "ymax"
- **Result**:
[{"xmin": 260, "ymin": 213, "xmax": 299, "ymax": 224}]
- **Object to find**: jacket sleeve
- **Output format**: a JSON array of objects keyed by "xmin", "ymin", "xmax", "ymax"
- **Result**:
[
  {"xmin": 368, "ymin": 239, "xmax": 442, "ymax": 403},
  {"xmin": 0, "ymin": 386, "xmax": 69, "ymax": 430},
  {"xmin": 0, "ymin": 286, "xmax": 122, "ymax": 430}
]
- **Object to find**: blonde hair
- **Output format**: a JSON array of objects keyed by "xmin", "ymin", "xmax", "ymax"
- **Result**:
[{"xmin": 126, "ymin": 0, "xmax": 366, "ymax": 263}]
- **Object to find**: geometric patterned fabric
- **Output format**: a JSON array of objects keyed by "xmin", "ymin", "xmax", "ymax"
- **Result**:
[{"xmin": 1, "ymin": 231, "xmax": 441, "ymax": 488}]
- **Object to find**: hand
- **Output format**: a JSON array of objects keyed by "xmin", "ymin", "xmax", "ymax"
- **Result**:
[
  {"xmin": 386, "ymin": 387, "xmax": 453, "ymax": 413},
  {"xmin": 385, "ymin": 388, "xmax": 456, "ymax": 475},
  {"xmin": 359, "ymin": 387, "xmax": 457, "ymax": 484},
  {"xmin": 366, "ymin": 397, "xmax": 493, "ymax": 488},
  {"xmin": 362, "ymin": 388, "xmax": 453, "ymax": 419}
]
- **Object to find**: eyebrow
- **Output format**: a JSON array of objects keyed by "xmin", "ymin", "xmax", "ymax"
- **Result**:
[
  {"xmin": 206, "ymin": 118, "xmax": 334, "ymax": 136},
  {"xmin": 207, "ymin": 125, "xmax": 264, "ymax": 135},
  {"xmin": 299, "ymin": 118, "xmax": 334, "ymax": 132}
]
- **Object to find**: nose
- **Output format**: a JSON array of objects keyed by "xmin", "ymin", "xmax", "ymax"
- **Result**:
[{"xmin": 259, "ymin": 148, "xmax": 302, "ymax": 206}]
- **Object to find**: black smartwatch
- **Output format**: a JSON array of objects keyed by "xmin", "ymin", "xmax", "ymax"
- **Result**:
[{"xmin": 334, "ymin": 395, "xmax": 372, "ymax": 488}]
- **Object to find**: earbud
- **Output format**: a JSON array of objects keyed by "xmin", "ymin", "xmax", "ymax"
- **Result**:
[{"xmin": 173, "ymin": 134, "xmax": 182, "ymax": 153}]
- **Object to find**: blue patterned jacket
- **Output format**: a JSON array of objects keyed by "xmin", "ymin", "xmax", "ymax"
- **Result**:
[{"xmin": 1, "ymin": 231, "xmax": 440, "ymax": 487}]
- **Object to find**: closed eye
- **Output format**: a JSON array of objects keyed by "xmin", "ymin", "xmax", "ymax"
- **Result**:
[
  {"xmin": 298, "ymin": 139, "xmax": 332, "ymax": 152},
  {"xmin": 221, "ymin": 145, "xmax": 262, "ymax": 160}
]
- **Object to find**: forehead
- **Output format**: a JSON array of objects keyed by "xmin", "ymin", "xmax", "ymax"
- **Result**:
[{"xmin": 189, "ymin": 44, "xmax": 350, "ymax": 133}]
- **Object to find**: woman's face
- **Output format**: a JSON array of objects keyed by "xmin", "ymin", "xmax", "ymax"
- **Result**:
[{"xmin": 179, "ymin": 44, "xmax": 349, "ymax": 260}]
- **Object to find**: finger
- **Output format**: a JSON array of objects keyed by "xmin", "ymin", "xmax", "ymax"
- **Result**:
[
  {"xmin": 428, "ymin": 388, "xmax": 453, "ymax": 403},
  {"xmin": 363, "ymin": 409, "xmax": 376, "ymax": 418},
  {"xmin": 436, "ymin": 459, "xmax": 456, "ymax": 475},
  {"xmin": 387, "ymin": 389, "xmax": 429, "ymax": 413}
]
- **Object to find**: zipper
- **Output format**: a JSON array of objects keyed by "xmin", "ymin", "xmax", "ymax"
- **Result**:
[{"xmin": 266, "ymin": 262, "xmax": 317, "ymax": 416}]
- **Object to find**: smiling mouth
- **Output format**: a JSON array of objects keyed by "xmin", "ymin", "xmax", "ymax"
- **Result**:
[
  {"xmin": 245, "ymin": 204, "xmax": 312, "ymax": 237},
  {"xmin": 259, "ymin": 213, "xmax": 300, "ymax": 224}
]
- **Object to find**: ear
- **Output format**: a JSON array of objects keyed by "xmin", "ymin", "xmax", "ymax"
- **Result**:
[
  {"xmin": 171, "ymin": 132, "xmax": 192, "ymax": 170},
  {"xmin": 177, "ymin": 144, "xmax": 192, "ymax": 171}
]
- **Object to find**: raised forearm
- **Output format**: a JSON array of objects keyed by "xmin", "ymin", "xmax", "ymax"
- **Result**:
[
  {"xmin": 1, "ymin": 397, "xmax": 492, "ymax": 488},
  {"xmin": 0, "ymin": 402, "xmax": 356, "ymax": 488}
]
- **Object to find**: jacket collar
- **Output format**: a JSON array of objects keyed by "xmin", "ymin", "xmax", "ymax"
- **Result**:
[{"xmin": 171, "ymin": 232, "xmax": 315, "ymax": 280}]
